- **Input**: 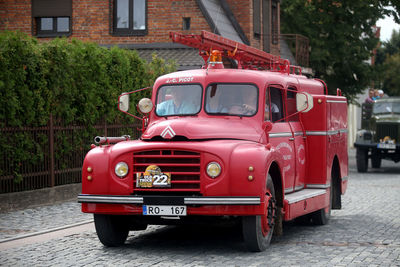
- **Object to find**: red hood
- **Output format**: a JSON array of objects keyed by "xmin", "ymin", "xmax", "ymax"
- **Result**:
[{"xmin": 142, "ymin": 117, "xmax": 263, "ymax": 142}]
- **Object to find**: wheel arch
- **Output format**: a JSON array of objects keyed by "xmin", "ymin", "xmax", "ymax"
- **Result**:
[{"xmin": 268, "ymin": 161, "xmax": 283, "ymax": 208}]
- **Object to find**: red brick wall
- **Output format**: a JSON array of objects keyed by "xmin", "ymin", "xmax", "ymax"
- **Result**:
[
  {"xmin": 0, "ymin": 0, "xmax": 279, "ymax": 55},
  {"xmin": 0, "ymin": 0, "xmax": 212, "ymax": 44},
  {"xmin": 0, "ymin": 0, "xmax": 32, "ymax": 33}
]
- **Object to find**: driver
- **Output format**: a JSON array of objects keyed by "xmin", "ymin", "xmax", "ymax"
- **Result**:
[{"xmin": 156, "ymin": 87, "xmax": 195, "ymax": 116}]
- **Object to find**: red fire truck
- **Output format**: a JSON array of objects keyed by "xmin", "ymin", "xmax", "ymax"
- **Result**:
[{"xmin": 78, "ymin": 31, "xmax": 348, "ymax": 252}]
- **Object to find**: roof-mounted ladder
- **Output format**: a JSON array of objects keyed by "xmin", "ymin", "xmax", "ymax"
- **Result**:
[{"xmin": 170, "ymin": 30, "xmax": 302, "ymax": 75}]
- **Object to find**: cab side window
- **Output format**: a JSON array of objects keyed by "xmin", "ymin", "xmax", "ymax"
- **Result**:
[
  {"xmin": 265, "ymin": 86, "xmax": 284, "ymax": 122},
  {"xmin": 287, "ymin": 86, "xmax": 299, "ymax": 121}
]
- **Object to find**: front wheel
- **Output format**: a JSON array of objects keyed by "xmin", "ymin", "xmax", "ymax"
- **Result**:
[
  {"xmin": 356, "ymin": 148, "xmax": 368, "ymax": 172},
  {"xmin": 242, "ymin": 175, "xmax": 276, "ymax": 252},
  {"xmin": 94, "ymin": 214, "xmax": 129, "ymax": 247},
  {"xmin": 371, "ymin": 152, "xmax": 382, "ymax": 168}
]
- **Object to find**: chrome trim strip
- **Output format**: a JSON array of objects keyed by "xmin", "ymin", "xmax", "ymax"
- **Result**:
[
  {"xmin": 306, "ymin": 131, "xmax": 328, "ymax": 136},
  {"xmin": 341, "ymin": 176, "xmax": 348, "ymax": 181},
  {"xmin": 78, "ymin": 195, "xmax": 144, "ymax": 204},
  {"xmin": 285, "ymin": 189, "xmax": 326, "ymax": 204},
  {"xmin": 306, "ymin": 129, "xmax": 347, "ymax": 136},
  {"xmin": 284, "ymin": 188, "xmax": 294, "ymax": 194},
  {"xmin": 269, "ymin": 132, "xmax": 292, "ymax": 138},
  {"xmin": 78, "ymin": 195, "xmax": 261, "ymax": 205},
  {"xmin": 294, "ymin": 132, "xmax": 304, "ymax": 137},
  {"xmin": 326, "ymin": 100, "xmax": 347, "ymax": 103},
  {"xmin": 306, "ymin": 183, "xmax": 331, "ymax": 189},
  {"xmin": 294, "ymin": 184, "xmax": 305, "ymax": 191},
  {"xmin": 184, "ymin": 197, "xmax": 260, "ymax": 205}
]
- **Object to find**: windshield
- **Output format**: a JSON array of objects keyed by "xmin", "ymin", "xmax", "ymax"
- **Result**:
[
  {"xmin": 205, "ymin": 84, "xmax": 258, "ymax": 116},
  {"xmin": 373, "ymin": 101, "xmax": 400, "ymax": 114},
  {"xmin": 156, "ymin": 84, "xmax": 202, "ymax": 116}
]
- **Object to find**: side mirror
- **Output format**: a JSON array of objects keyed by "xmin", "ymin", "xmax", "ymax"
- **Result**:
[
  {"xmin": 296, "ymin": 92, "xmax": 314, "ymax": 113},
  {"xmin": 118, "ymin": 93, "xmax": 130, "ymax": 112}
]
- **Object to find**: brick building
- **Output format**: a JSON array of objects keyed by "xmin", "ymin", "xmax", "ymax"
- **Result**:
[{"xmin": 1, "ymin": 0, "xmax": 304, "ymax": 70}]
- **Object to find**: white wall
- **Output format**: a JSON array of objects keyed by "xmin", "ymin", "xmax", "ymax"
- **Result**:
[{"xmin": 347, "ymin": 89, "xmax": 369, "ymax": 148}]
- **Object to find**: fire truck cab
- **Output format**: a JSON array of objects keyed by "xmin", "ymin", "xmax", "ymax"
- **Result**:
[{"xmin": 78, "ymin": 31, "xmax": 348, "ymax": 252}]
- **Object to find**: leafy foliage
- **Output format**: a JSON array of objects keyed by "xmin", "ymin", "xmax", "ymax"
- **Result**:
[
  {"xmin": 0, "ymin": 31, "xmax": 176, "ymax": 182},
  {"xmin": 374, "ymin": 29, "xmax": 400, "ymax": 96},
  {"xmin": 281, "ymin": 0, "xmax": 400, "ymax": 101}
]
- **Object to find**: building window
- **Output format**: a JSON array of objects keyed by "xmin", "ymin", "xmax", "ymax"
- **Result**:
[
  {"xmin": 36, "ymin": 17, "xmax": 70, "ymax": 36},
  {"xmin": 183, "ymin": 17, "xmax": 191, "ymax": 30},
  {"xmin": 113, "ymin": 0, "xmax": 147, "ymax": 35},
  {"xmin": 32, "ymin": 0, "xmax": 72, "ymax": 37}
]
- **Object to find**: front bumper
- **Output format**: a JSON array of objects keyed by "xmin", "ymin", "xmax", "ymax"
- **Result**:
[
  {"xmin": 78, "ymin": 194, "xmax": 261, "ymax": 205},
  {"xmin": 78, "ymin": 194, "xmax": 263, "ymax": 216},
  {"xmin": 354, "ymin": 142, "xmax": 400, "ymax": 150}
]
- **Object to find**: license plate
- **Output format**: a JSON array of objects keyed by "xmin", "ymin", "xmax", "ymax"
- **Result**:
[
  {"xmin": 143, "ymin": 205, "xmax": 187, "ymax": 216},
  {"xmin": 377, "ymin": 143, "xmax": 396, "ymax": 149}
]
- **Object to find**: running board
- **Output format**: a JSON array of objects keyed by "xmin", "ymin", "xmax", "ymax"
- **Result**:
[
  {"xmin": 285, "ymin": 189, "xmax": 326, "ymax": 204},
  {"xmin": 284, "ymin": 189, "xmax": 328, "ymax": 221}
]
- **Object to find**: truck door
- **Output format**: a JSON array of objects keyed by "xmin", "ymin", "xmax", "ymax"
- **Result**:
[
  {"xmin": 286, "ymin": 86, "xmax": 306, "ymax": 192},
  {"xmin": 265, "ymin": 85, "xmax": 296, "ymax": 194}
]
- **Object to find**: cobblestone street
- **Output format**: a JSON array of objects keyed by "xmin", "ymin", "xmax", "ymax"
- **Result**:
[{"xmin": 0, "ymin": 149, "xmax": 399, "ymax": 266}]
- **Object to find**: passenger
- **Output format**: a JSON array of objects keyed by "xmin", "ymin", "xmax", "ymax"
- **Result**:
[
  {"xmin": 265, "ymin": 91, "xmax": 280, "ymax": 121},
  {"xmin": 156, "ymin": 87, "xmax": 195, "ymax": 116},
  {"xmin": 265, "ymin": 102, "xmax": 279, "ymax": 121},
  {"xmin": 241, "ymin": 89, "xmax": 258, "ymax": 115},
  {"xmin": 365, "ymin": 89, "xmax": 374, "ymax": 103},
  {"xmin": 372, "ymin": 89, "xmax": 380, "ymax": 101},
  {"xmin": 378, "ymin": 89, "xmax": 385, "ymax": 98},
  {"xmin": 220, "ymin": 89, "xmax": 241, "ymax": 113}
]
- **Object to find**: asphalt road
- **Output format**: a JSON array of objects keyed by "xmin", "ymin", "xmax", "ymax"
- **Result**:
[{"xmin": 0, "ymin": 149, "xmax": 399, "ymax": 266}]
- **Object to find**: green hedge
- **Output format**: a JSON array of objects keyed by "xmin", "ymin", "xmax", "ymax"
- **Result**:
[{"xmin": 0, "ymin": 31, "xmax": 176, "ymax": 182}]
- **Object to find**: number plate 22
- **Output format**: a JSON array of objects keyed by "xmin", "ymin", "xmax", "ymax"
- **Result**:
[{"xmin": 136, "ymin": 172, "xmax": 171, "ymax": 188}]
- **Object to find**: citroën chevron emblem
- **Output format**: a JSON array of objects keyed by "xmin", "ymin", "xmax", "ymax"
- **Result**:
[{"xmin": 161, "ymin": 125, "xmax": 176, "ymax": 139}]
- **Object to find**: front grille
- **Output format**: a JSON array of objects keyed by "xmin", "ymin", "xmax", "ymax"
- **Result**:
[
  {"xmin": 133, "ymin": 150, "xmax": 201, "ymax": 194},
  {"xmin": 376, "ymin": 123, "xmax": 399, "ymax": 142}
]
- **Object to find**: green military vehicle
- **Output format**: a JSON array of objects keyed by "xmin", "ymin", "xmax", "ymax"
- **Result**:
[{"xmin": 354, "ymin": 97, "xmax": 400, "ymax": 172}]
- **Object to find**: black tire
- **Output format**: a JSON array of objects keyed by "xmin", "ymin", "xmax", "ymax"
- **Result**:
[
  {"xmin": 356, "ymin": 148, "xmax": 368, "ymax": 173},
  {"xmin": 371, "ymin": 152, "xmax": 382, "ymax": 168},
  {"xmin": 242, "ymin": 175, "xmax": 276, "ymax": 252},
  {"xmin": 94, "ymin": 214, "xmax": 129, "ymax": 247},
  {"xmin": 311, "ymin": 172, "xmax": 332, "ymax": 225}
]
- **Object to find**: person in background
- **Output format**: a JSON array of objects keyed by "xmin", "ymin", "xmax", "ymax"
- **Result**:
[
  {"xmin": 372, "ymin": 89, "xmax": 380, "ymax": 101},
  {"xmin": 365, "ymin": 89, "xmax": 374, "ymax": 103},
  {"xmin": 378, "ymin": 89, "xmax": 385, "ymax": 98}
]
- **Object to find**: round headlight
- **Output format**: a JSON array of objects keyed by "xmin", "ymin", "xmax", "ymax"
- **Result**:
[
  {"xmin": 138, "ymin": 98, "xmax": 153, "ymax": 114},
  {"xmin": 206, "ymin": 162, "xmax": 221, "ymax": 178},
  {"xmin": 115, "ymin": 162, "xmax": 129, "ymax": 178}
]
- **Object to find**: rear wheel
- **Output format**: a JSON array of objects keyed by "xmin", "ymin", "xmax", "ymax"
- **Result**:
[
  {"xmin": 94, "ymin": 214, "xmax": 129, "ymax": 247},
  {"xmin": 311, "ymin": 169, "xmax": 333, "ymax": 225},
  {"xmin": 356, "ymin": 148, "xmax": 368, "ymax": 172},
  {"xmin": 242, "ymin": 175, "xmax": 276, "ymax": 252}
]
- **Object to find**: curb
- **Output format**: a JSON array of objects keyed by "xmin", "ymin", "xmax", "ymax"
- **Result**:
[{"xmin": 0, "ymin": 183, "xmax": 82, "ymax": 213}]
